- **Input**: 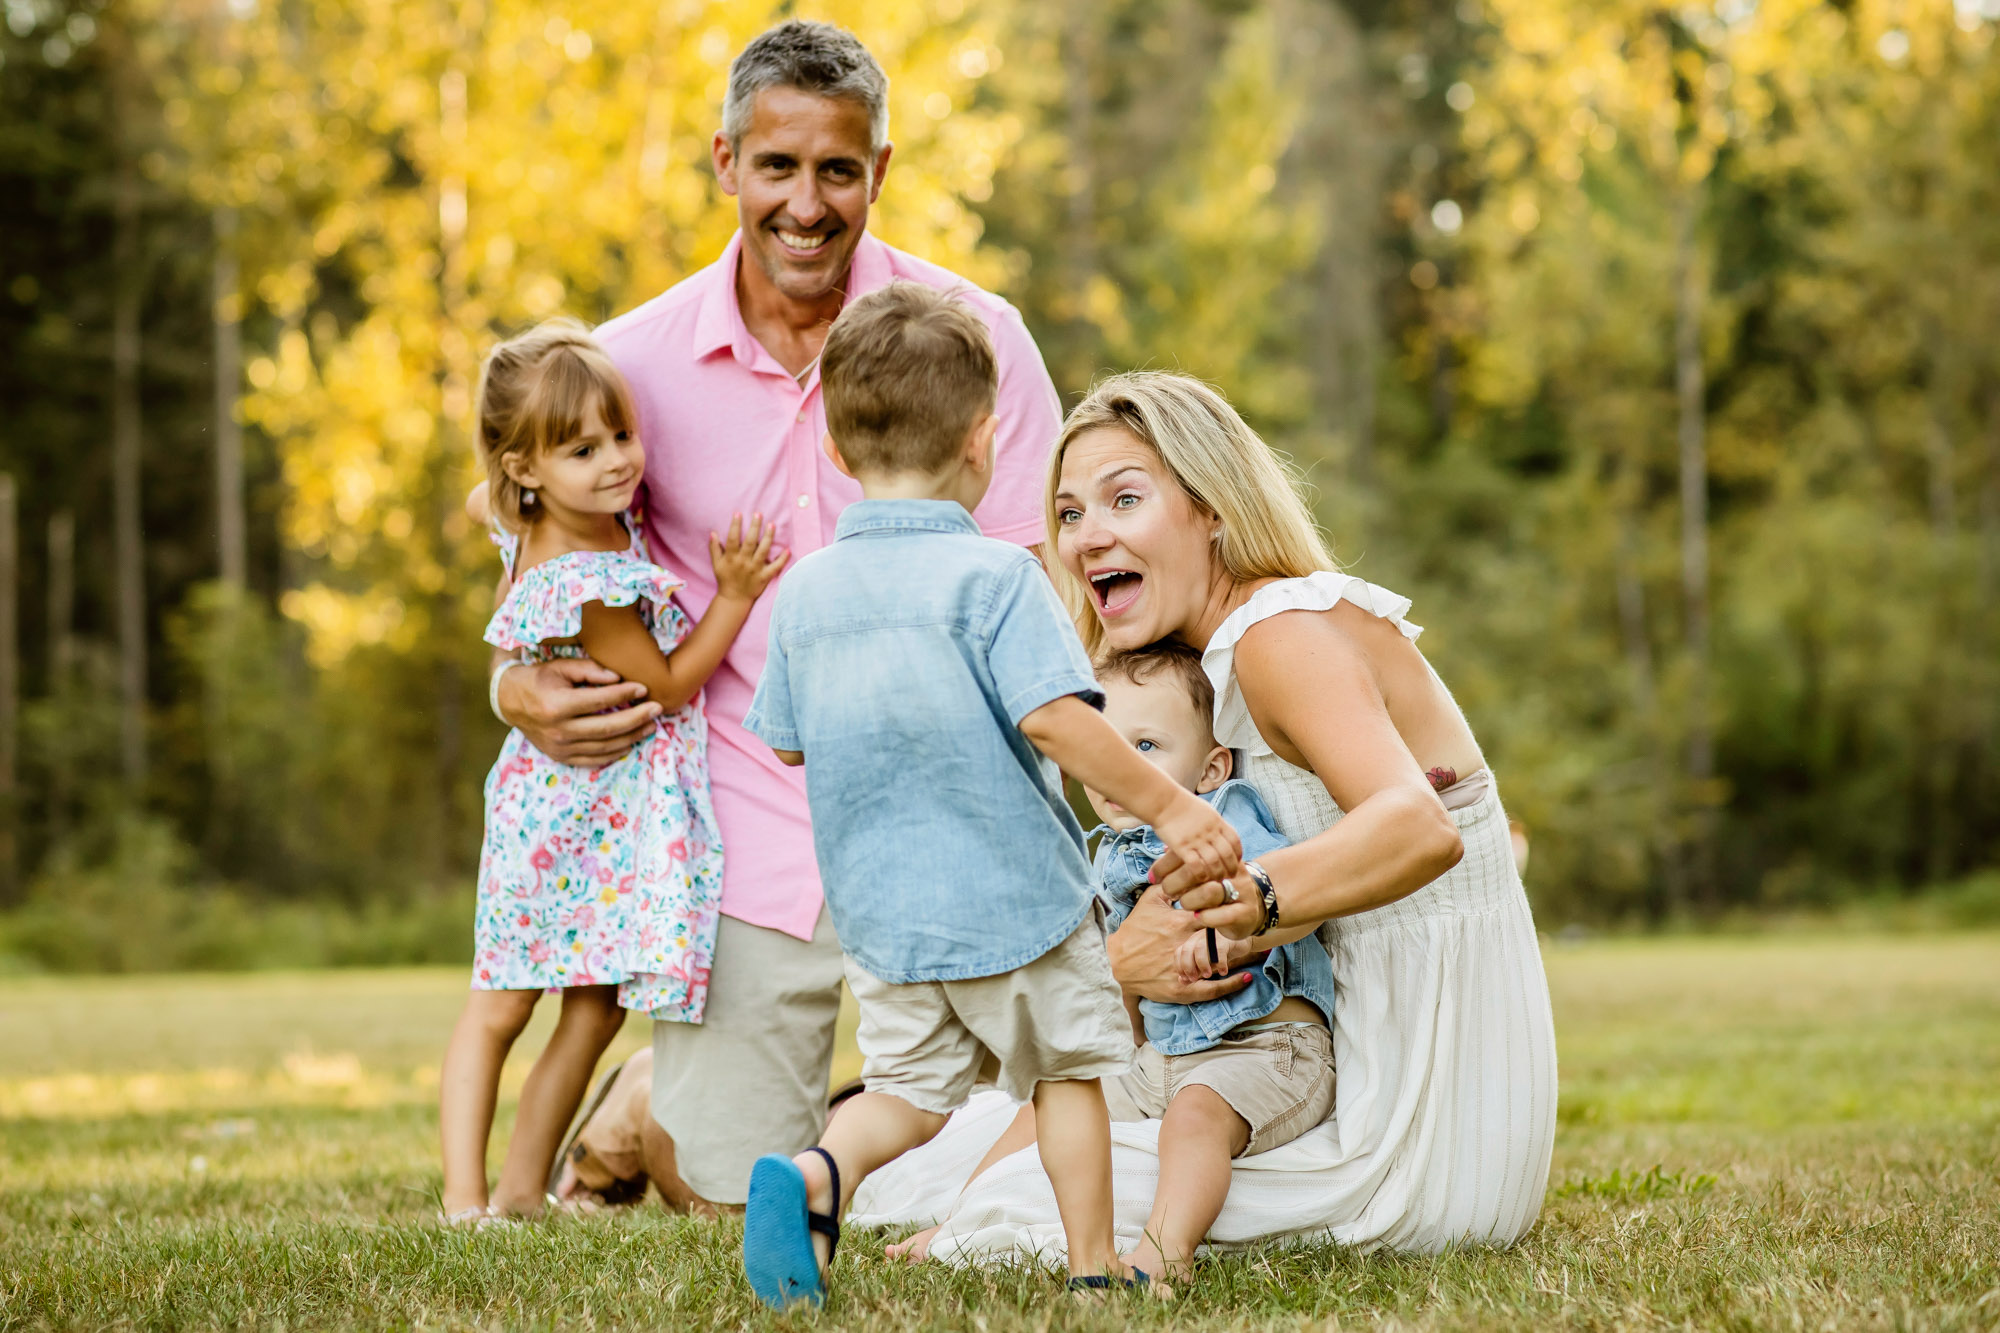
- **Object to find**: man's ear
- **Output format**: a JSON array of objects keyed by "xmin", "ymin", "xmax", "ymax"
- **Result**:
[
  {"xmin": 711, "ymin": 129, "xmax": 740, "ymax": 197},
  {"xmin": 867, "ymin": 141, "xmax": 894, "ymax": 203},
  {"xmin": 822, "ymin": 431, "xmax": 857, "ymax": 480},
  {"xmin": 965, "ymin": 413, "xmax": 999, "ymax": 475},
  {"xmin": 1194, "ymin": 743, "xmax": 1233, "ymax": 795}
]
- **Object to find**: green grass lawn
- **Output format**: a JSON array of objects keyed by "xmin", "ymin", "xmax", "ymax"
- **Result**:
[{"xmin": 2, "ymin": 934, "xmax": 1997, "ymax": 1330}]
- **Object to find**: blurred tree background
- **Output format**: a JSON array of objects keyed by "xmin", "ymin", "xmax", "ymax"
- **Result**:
[{"xmin": 1, "ymin": 0, "xmax": 1996, "ymax": 967}]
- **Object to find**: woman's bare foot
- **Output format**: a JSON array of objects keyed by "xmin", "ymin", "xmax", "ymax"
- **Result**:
[{"xmin": 885, "ymin": 1224, "xmax": 941, "ymax": 1263}]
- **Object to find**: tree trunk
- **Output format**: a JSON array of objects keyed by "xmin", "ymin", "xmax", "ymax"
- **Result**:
[
  {"xmin": 45, "ymin": 511, "xmax": 74, "ymax": 853},
  {"xmin": 111, "ymin": 136, "xmax": 147, "ymax": 791},
  {"xmin": 1057, "ymin": 5, "xmax": 1098, "ymax": 392},
  {"xmin": 0, "ymin": 475, "xmax": 17, "ymax": 900},
  {"xmin": 206, "ymin": 206, "xmax": 246, "ymax": 859},
  {"xmin": 1616, "ymin": 502, "xmax": 1684, "ymax": 918},
  {"xmin": 1674, "ymin": 188, "xmax": 1714, "ymax": 904},
  {"xmin": 213, "ymin": 207, "xmax": 246, "ymax": 590}
]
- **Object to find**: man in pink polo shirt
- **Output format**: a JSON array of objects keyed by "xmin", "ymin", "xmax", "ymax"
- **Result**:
[{"xmin": 494, "ymin": 20, "xmax": 1060, "ymax": 1210}]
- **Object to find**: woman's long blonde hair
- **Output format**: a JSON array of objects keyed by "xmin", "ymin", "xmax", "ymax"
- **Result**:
[{"xmin": 1043, "ymin": 371, "xmax": 1335, "ymax": 655}]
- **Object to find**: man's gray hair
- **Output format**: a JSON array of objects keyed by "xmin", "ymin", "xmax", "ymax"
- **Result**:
[{"xmin": 723, "ymin": 20, "xmax": 890, "ymax": 154}]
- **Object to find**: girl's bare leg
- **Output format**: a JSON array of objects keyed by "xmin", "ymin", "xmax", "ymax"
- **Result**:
[
  {"xmin": 1032, "ymin": 1078, "xmax": 1130, "ymax": 1282},
  {"xmin": 1123, "ymin": 1085, "xmax": 1248, "ymax": 1283},
  {"xmin": 489, "ymin": 985, "xmax": 629, "ymax": 1216},
  {"xmin": 439, "ymin": 989, "xmax": 540, "ymax": 1215}
]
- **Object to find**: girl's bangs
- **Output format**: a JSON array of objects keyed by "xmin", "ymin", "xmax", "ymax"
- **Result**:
[{"xmin": 527, "ymin": 346, "xmax": 634, "ymax": 452}]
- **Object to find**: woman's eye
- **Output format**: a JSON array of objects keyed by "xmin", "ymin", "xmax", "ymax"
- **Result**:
[
  {"xmin": 1058, "ymin": 508, "xmax": 1081, "ymax": 525},
  {"xmin": 1114, "ymin": 492, "xmax": 1140, "ymax": 509}
]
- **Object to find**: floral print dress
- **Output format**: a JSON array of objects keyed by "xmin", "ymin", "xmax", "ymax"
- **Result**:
[{"xmin": 475, "ymin": 511, "xmax": 724, "ymax": 1022}]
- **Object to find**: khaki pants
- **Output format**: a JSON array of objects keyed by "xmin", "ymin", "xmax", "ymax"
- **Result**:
[{"xmin": 649, "ymin": 905, "xmax": 845, "ymax": 1205}]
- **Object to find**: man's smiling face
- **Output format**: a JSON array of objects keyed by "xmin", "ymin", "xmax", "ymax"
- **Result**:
[{"xmin": 713, "ymin": 85, "xmax": 891, "ymax": 305}]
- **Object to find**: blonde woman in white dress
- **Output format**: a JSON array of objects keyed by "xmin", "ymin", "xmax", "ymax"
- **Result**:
[{"xmin": 851, "ymin": 371, "xmax": 1556, "ymax": 1262}]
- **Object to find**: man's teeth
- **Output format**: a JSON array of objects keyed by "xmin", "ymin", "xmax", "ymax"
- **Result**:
[{"xmin": 776, "ymin": 230, "xmax": 829, "ymax": 251}]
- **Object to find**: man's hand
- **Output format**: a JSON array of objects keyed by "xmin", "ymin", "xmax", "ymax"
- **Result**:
[
  {"xmin": 498, "ymin": 657, "xmax": 660, "ymax": 766},
  {"xmin": 1106, "ymin": 884, "xmax": 1256, "ymax": 1005}
]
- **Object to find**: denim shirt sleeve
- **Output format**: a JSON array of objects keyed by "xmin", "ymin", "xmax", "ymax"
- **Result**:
[
  {"xmin": 984, "ymin": 556, "xmax": 1105, "ymax": 724},
  {"xmin": 1209, "ymin": 780, "xmax": 1289, "ymax": 862},
  {"xmin": 743, "ymin": 600, "xmax": 799, "ymax": 751}
]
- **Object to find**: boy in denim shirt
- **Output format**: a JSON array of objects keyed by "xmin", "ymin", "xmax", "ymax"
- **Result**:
[{"xmin": 739, "ymin": 282, "xmax": 1241, "ymax": 1309}]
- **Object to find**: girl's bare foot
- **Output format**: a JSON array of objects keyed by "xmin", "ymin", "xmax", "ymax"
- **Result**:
[{"xmin": 885, "ymin": 1224, "xmax": 941, "ymax": 1263}]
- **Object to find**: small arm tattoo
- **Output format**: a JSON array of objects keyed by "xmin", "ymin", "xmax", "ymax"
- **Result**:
[{"xmin": 1427, "ymin": 766, "xmax": 1458, "ymax": 792}]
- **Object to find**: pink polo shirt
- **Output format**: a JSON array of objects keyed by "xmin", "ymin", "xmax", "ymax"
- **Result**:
[{"xmin": 594, "ymin": 232, "xmax": 1062, "ymax": 942}]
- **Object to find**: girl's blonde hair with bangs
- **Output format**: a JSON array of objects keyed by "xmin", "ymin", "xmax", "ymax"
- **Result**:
[
  {"xmin": 474, "ymin": 317, "xmax": 638, "ymax": 533},
  {"xmin": 1043, "ymin": 371, "xmax": 1336, "ymax": 656}
]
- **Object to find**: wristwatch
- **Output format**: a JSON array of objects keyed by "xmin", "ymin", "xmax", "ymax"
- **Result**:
[{"xmin": 1242, "ymin": 859, "xmax": 1280, "ymax": 934}]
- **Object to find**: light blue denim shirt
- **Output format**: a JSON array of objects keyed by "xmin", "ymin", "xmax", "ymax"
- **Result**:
[
  {"xmin": 744, "ymin": 499, "xmax": 1105, "ymax": 984},
  {"xmin": 1093, "ymin": 780, "xmax": 1337, "ymax": 1056}
]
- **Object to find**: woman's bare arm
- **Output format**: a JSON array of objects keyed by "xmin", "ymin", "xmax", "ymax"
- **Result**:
[{"xmin": 1160, "ymin": 609, "xmax": 1463, "ymax": 937}]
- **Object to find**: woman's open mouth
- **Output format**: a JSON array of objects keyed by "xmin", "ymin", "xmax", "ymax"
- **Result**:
[{"xmin": 1088, "ymin": 568, "xmax": 1144, "ymax": 617}]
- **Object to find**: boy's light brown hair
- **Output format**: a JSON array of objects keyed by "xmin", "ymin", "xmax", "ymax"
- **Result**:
[
  {"xmin": 475, "ymin": 317, "xmax": 637, "ymax": 532},
  {"xmin": 820, "ymin": 281, "xmax": 998, "ymax": 476},
  {"xmin": 1097, "ymin": 641, "xmax": 1217, "ymax": 735}
]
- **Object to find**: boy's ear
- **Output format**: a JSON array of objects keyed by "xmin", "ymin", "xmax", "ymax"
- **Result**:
[
  {"xmin": 1194, "ymin": 743, "xmax": 1233, "ymax": 795},
  {"xmin": 821, "ymin": 431, "xmax": 857, "ymax": 480},
  {"xmin": 965, "ymin": 413, "xmax": 999, "ymax": 473}
]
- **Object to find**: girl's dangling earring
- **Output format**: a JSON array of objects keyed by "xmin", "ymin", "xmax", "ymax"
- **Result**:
[{"xmin": 523, "ymin": 489, "xmax": 537, "ymax": 507}]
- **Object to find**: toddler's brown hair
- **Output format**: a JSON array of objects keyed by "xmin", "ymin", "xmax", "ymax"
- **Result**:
[
  {"xmin": 1097, "ymin": 641, "xmax": 1217, "ymax": 734},
  {"xmin": 820, "ymin": 281, "xmax": 997, "ymax": 476},
  {"xmin": 474, "ymin": 317, "xmax": 638, "ymax": 531}
]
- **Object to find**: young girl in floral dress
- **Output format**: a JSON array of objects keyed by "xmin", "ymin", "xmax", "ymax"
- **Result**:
[{"xmin": 439, "ymin": 318, "xmax": 787, "ymax": 1223}]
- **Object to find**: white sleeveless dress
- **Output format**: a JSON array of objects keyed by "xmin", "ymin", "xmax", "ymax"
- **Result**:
[{"xmin": 849, "ymin": 573, "xmax": 1558, "ymax": 1255}]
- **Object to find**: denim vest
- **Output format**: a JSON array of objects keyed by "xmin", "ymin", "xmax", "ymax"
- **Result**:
[
  {"xmin": 1093, "ymin": 780, "xmax": 1337, "ymax": 1056},
  {"xmin": 745, "ymin": 500, "xmax": 1105, "ymax": 984}
]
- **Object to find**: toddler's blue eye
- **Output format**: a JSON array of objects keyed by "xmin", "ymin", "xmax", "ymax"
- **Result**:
[{"xmin": 1136, "ymin": 739, "xmax": 1157, "ymax": 752}]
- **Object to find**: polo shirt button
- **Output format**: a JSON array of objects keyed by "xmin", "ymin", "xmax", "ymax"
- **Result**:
[
  {"xmin": 797, "ymin": 493, "xmax": 811, "ymax": 508},
  {"xmin": 796, "ymin": 412, "xmax": 805, "ymax": 423}
]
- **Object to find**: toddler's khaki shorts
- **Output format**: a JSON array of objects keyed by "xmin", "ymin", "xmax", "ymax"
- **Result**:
[
  {"xmin": 1104, "ymin": 1023, "xmax": 1336, "ymax": 1157},
  {"xmin": 843, "ymin": 912, "xmax": 1135, "ymax": 1114}
]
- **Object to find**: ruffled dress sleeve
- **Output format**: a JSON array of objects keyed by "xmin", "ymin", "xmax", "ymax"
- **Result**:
[
  {"xmin": 484, "ymin": 551, "xmax": 686, "ymax": 652},
  {"xmin": 1201, "ymin": 571, "xmax": 1423, "ymax": 754}
]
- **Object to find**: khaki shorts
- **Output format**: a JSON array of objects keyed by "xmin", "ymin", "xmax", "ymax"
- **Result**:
[
  {"xmin": 1104, "ymin": 1023, "xmax": 1336, "ymax": 1157},
  {"xmin": 845, "ymin": 913, "xmax": 1136, "ymax": 1113}
]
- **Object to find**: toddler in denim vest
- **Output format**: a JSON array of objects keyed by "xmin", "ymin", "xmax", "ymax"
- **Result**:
[
  {"xmin": 737, "ymin": 282, "xmax": 1241, "ymax": 1309},
  {"xmin": 1082, "ymin": 642, "xmax": 1337, "ymax": 1286}
]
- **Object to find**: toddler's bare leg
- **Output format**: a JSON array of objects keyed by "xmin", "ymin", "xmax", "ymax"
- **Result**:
[
  {"xmin": 490, "ymin": 985, "xmax": 628, "ymax": 1215},
  {"xmin": 439, "ymin": 989, "xmax": 540, "ymax": 1215},
  {"xmin": 796, "ymin": 1092, "xmax": 949, "ymax": 1271},
  {"xmin": 1125, "ymin": 1085, "xmax": 1249, "ymax": 1282},
  {"xmin": 886, "ymin": 1103, "xmax": 1040, "ymax": 1262},
  {"xmin": 1032, "ymin": 1078, "xmax": 1129, "ymax": 1282}
]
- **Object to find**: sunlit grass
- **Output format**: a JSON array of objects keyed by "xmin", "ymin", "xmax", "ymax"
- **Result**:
[{"xmin": 2, "ymin": 934, "xmax": 1997, "ymax": 1330}]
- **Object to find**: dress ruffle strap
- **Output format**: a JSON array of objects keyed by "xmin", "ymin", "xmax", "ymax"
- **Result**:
[
  {"xmin": 484, "ymin": 552, "xmax": 685, "ymax": 651},
  {"xmin": 1201, "ymin": 571, "xmax": 1423, "ymax": 754}
]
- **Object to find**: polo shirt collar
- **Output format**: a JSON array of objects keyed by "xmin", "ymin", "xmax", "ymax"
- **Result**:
[
  {"xmin": 691, "ymin": 231, "xmax": 895, "ymax": 365},
  {"xmin": 834, "ymin": 498, "xmax": 979, "ymax": 540}
]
